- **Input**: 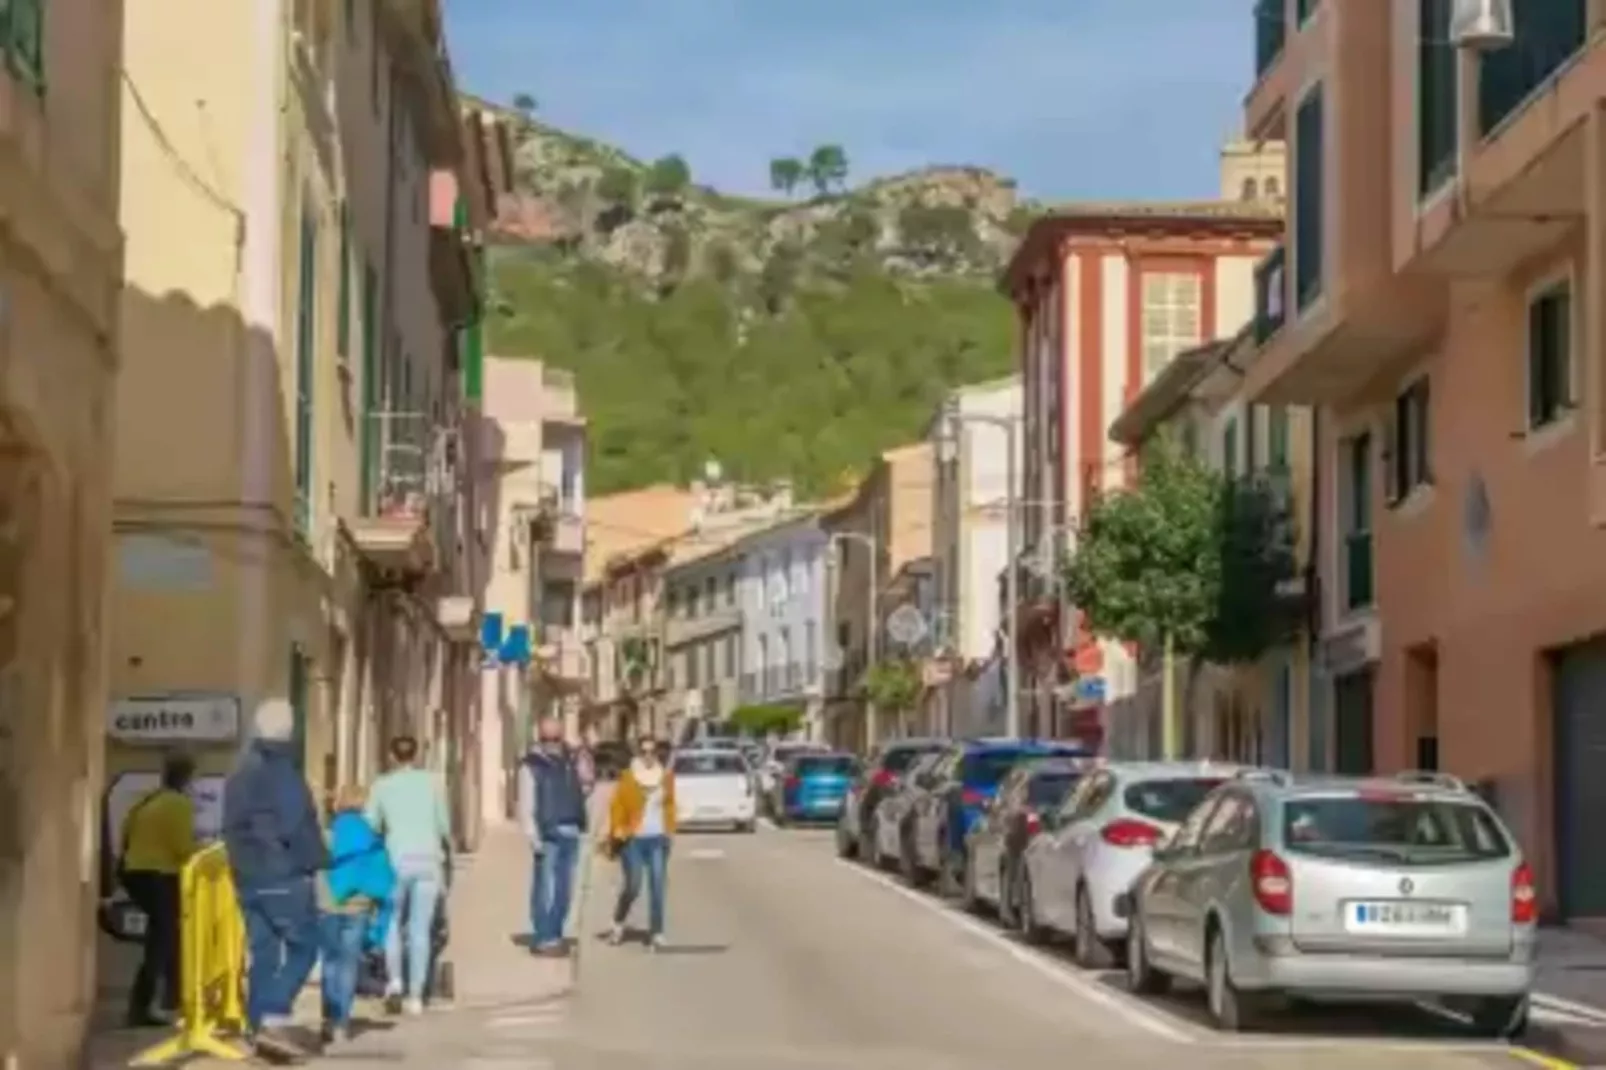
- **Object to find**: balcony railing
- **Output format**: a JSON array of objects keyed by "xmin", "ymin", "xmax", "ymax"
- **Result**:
[
  {"xmin": 1253, "ymin": 243, "xmax": 1287, "ymax": 344},
  {"xmin": 1478, "ymin": 0, "xmax": 1586, "ymax": 136},
  {"xmin": 1254, "ymin": 0, "xmax": 1286, "ymax": 78},
  {"xmin": 361, "ymin": 410, "xmax": 452, "ymax": 520},
  {"xmin": 1343, "ymin": 530, "xmax": 1373, "ymax": 612}
]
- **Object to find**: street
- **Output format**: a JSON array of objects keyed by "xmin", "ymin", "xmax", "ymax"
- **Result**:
[{"xmin": 372, "ymin": 822, "xmax": 1552, "ymax": 1070}]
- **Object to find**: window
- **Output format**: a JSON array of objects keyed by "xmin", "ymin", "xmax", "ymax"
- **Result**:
[
  {"xmin": 805, "ymin": 620, "xmax": 817, "ymax": 673},
  {"xmin": 293, "ymin": 200, "xmax": 317, "ymax": 536},
  {"xmin": 1296, "ymin": 0, "xmax": 1319, "ymax": 24},
  {"xmin": 5, "ymin": 0, "xmax": 43, "ymax": 92},
  {"xmin": 724, "ymin": 572, "xmax": 736, "ymax": 606},
  {"xmin": 686, "ymin": 645, "xmax": 700, "ymax": 688},
  {"xmin": 1478, "ymin": 0, "xmax": 1586, "ymax": 136},
  {"xmin": 723, "ymin": 634, "xmax": 737, "ymax": 679},
  {"xmin": 1527, "ymin": 278, "xmax": 1573, "ymax": 430},
  {"xmin": 1241, "ymin": 176, "xmax": 1258, "ymax": 201},
  {"xmin": 1221, "ymin": 416, "xmax": 1240, "ymax": 480},
  {"xmin": 704, "ymin": 576, "xmax": 717, "ymax": 608},
  {"xmin": 1294, "ymin": 84, "xmax": 1326, "ymax": 310},
  {"xmin": 687, "ymin": 584, "xmax": 701, "ymax": 617},
  {"xmin": 1265, "ymin": 176, "xmax": 1280, "ymax": 198},
  {"xmin": 288, "ymin": 645, "xmax": 310, "ymax": 770},
  {"xmin": 1418, "ymin": 0, "xmax": 1458, "ymax": 197},
  {"xmin": 1140, "ymin": 273, "xmax": 1202, "ymax": 381},
  {"xmin": 1341, "ymin": 432, "xmax": 1374, "ymax": 612},
  {"xmin": 1200, "ymin": 795, "xmax": 1254, "ymax": 855},
  {"xmin": 1388, "ymin": 377, "xmax": 1432, "ymax": 503},
  {"xmin": 1267, "ymin": 406, "xmax": 1290, "ymax": 471},
  {"xmin": 703, "ymin": 642, "xmax": 716, "ymax": 684}
]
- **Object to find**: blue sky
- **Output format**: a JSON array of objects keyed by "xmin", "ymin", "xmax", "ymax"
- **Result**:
[{"xmin": 446, "ymin": 1, "xmax": 1250, "ymax": 201}]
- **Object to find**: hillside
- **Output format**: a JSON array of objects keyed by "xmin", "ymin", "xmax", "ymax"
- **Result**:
[{"xmin": 481, "ymin": 103, "xmax": 1042, "ymax": 496}]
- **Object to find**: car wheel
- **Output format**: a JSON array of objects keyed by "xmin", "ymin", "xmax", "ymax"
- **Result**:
[
  {"xmin": 1206, "ymin": 927, "xmax": 1257, "ymax": 1032},
  {"xmin": 1073, "ymin": 886, "xmax": 1115, "ymax": 969},
  {"xmin": 737, "ymin": 820, "xmax": 756, "ymax": 834},
  {"xmin": 997, "ymin": 863, "xmax": 1019, "ymax": 927},
  {"xmin": 1125, "ymin": 911, "xmax": 1169, "ymax": 995},
  {"xmin": 835, "ymin": 819, "xmax": 857, "ymax": 859},
  {"xmin": 1017, "ymin": 869, "xmax": 1047, "ymax": 945},
  {"xmin": 866, "ymin": 816, "xmax": 885, "ymax": 867},
  {"xmin": 900, "ymin": 825, "xmax": 930, "ymax": 888},
  {"xmin": 959, "ymin": 850, "xmax": 982, "ymax": 913},
  {"xmin": 1470, "ymin": 995, "xmax": 1529, "ymax": 1039}
]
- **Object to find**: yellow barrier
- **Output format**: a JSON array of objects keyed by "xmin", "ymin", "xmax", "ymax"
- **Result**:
[{"xmin": 130, "ymin": 844, "xmax": 248, "ymax": 1065}]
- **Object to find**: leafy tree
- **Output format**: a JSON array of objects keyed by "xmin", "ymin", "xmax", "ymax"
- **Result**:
[
  {"xmin": 862, "ymin": 658, "xmax": 922, "ymax": 716},
  {"xmin": 730, "ymin": 703, "xmax": 803, "ymax": 737},
  {"xmin": 595, "ymin": 166, "xmax": 639, "ymax": 207},
  {"xmin": 807, "ymin": 144, "xmax": 849, "ymax": 195},
  {"xmin": 512, "ymin": 92, "xmax": 537, "ymax": 116},
  {"xmin": 645, "ymin": 153, "xmax": 692, "ymax": 200},
  {"xmin": 769, "ymin": 157, "xmax": 804, "ymax": 197},
  {"xmin": 898, "ymin": 204, "xmax": 979, "ymax": 265}
]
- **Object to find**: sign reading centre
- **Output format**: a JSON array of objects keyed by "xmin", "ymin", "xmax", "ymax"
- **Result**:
[{"xmin": 108, "ymin": 693, "xmax": 242, "ymax": 745}]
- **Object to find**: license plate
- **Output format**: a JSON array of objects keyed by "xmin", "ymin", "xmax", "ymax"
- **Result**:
[{"xmin": 1344, "ymin": 900, "xmax": 1466, "ymax": 935}]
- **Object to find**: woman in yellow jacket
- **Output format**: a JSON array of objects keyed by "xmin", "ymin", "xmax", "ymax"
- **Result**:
[{"xmin": 604, "ymin": 737, "xmax": 676, "ymax": 950}]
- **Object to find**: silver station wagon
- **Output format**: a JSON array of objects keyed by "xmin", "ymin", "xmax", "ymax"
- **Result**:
[{"xmin": 1121, "ymin": 770, "xmax": 1536, "ymax": 1036}]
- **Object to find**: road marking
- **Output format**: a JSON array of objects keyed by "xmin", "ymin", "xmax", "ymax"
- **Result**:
[
  {"xmin": 837, "ymin": 859, "xmax": 1194, "ymax": 1043},
  {"xmin": 1509, "ymin": 1048, "xmax": 1581, "ymax": 1070},
  {"xmin": 687, "ymin": 847, "xmax": 726, "ymax": 860},
  {"xmin": 1533, "ymin": 992, "xmax": 1606, "ymax": 1027}
]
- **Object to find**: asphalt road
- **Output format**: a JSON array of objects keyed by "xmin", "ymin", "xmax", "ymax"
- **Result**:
[{"xmin": 512, "ymin": 823, "xmax": 1539, "ymax": 1070}]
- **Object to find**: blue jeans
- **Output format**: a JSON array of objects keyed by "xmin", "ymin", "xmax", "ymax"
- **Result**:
[
  {"xmin": 529, "ymin": 827, "xmax": 580, "ymax": 947},
  {"xmin": 615, "ymin": 836, "xmax": 670, "ymax": 937},
  {"xmin": 239, "ymin": 879, "xmax": 320, "ymax": 1031},
  {"xmin": 318, "ymin": 912, "xmax": 366, "ymax": 1026},
  {"xmin": 385, "ymin": 859, "xmax": 444, "ymax": 1000}
]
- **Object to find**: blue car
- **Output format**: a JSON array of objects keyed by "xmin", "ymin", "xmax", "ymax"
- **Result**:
[
  {"xmin": 774, "ymin": 752, "xmax": 859, "ymax": 825},
  {"xmin": 900, "ymin": 740, "xmax": 1092, "ymax": 888}
]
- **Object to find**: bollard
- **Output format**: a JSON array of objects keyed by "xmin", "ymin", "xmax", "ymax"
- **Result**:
[{"xmin": 129, "ymin": 844, "xmax": 248, "ymax": 1065}]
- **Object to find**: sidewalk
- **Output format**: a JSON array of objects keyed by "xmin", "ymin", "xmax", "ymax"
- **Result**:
[
  {"xmin": 1527, "ymin": 927, "xmax": 1606, "ymax": 1065},
  {"xmin": 83, "ymin": 821, "xmax": 574, "ymax": 1067}
]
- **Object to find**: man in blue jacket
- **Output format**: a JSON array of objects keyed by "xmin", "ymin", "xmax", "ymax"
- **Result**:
[
  {"xmin": 516, "ymin": 717, "xmax": 588, "ymax": 956},
  {"xmin": 223, "ymin": 698, "xmax": 328, "ymax": 1060}
]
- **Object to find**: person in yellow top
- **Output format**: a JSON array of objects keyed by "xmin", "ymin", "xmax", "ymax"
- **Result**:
[
  {"xmin": 603, "ymin": 738, "xmax": 676, "ymax": 950},
  {"xmin": 119, "ymin": 753, "xmax": 198, "ymax": 1027}
]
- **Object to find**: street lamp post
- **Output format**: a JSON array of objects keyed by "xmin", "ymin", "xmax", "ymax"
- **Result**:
[
  {"xmin": 940, "ymin": 408, "xmax": 1021, "ymax": 740},
  {"xmin": 830, "ymin": 531, "xmax": 879, "ymax": 746}
]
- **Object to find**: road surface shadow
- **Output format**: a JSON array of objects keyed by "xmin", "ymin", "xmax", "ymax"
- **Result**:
[{"xmin": 588, "ymin": 926, "xmax": 730, "ymax": 955}]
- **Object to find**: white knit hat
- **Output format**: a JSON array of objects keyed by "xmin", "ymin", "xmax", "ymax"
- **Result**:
[{"xmin": 252, "ymin": 698, "xmax": 295, "ymax": 742}]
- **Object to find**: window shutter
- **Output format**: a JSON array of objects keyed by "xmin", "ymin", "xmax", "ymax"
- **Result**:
[
  {"xmin": 1416, "ymin": 381, "xmax": 1433, "ymax": 484},
  {"xmin": 1382, "ymin": 408, "xmax": 1400, "ymax": 506},
  {"xmin": 1555, "ymin": 285, "xmax": 1573, "ymax": 406},
  {"xmin": 1527, "ymin": 295, "xmax": 1548, "ymax": 427}
]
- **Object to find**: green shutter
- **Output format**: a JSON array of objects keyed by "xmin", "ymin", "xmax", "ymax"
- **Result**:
[
  {"xmin": 1268, "ymin": 406, "xmax": 1290, "ymax": 471},
  {"xmin": 1417, "ymin": 0, "xmax": 1458, "ymax": 197},
  {"xmin": 289, "ymin": 645, "xmax": 309, "ymax": 772},
  {"xmin": 336, "ymin": 203, "xmax": 351, "ymax": 357},
  {"xmin": 294, "ymin": 202, "xmax": 317, "ymax": 536},
  {"xmin": 5, "ymin": 0, "xmax": 44, "ymax": 92},
  {"xmin": 1294, "ymin": 86, "xmax": 1325, "ymax": 310},
  {"xmin": 1222, "ymin": 417, "xmax": 1239, "ymax": 480}
]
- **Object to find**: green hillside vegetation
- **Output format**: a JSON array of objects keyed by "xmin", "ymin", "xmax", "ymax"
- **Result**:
[{"xmin": 480, "ymin": 105, "xmax": 1038, "ymax": 495}]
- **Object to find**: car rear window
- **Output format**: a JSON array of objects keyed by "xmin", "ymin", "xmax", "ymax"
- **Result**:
[
  {"xmin": 795, "ymin": 755, "xmax": 855, "ymax": 775},
  {"xmin": 1282, "ymin": 794, "xmax": 1511, "ymax": 864},
  {"xmin": 1124, "ymin": 777, "xmax": 1227, "ymax": 822},
  {"xmin": 1027, "ymin": 772, "xmax": 1081, "ymax": 808},
  {"xmin": 881, "ymin": 745, "xmax": 943, "ymax": 773},
  {"xmin": 959, "ymin": 750, "xmax": 1032, "ymax": 788},
  {"xmin": 674, "ymin": 754, "xmax": 748, "ymax": 776}
]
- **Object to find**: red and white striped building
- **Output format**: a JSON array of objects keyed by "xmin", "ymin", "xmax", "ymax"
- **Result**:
[{"xmin": 1000, "ymin": 202, "xmax": 1283, "ymax": 739}]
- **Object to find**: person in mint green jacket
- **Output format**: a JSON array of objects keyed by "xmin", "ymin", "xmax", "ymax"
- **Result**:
[{"xmin": 365, "ymin": 736, "xmax": 452, "ymax": 1015}]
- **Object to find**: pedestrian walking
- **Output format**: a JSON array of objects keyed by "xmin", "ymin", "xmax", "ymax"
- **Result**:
[
  {"xmin": 317, "ymin": 784, "xmax": 395, "ymax": 1047},
  {"xmin": 365, "ymin": 735, "xmax": 452, "ymax": 1015},
  {"xmin": 518, "ymin": 716, "xmax": 588, "ymax": 957},
  {"xmin": 118, "ymin": 753, "xmax": 198, "ymax": 1027},
  {"xmin": 603, "ymin": 736, "xmax": 676, "ymax": 950},
  {"xmin": 222, "ymin": 699, "xmax": 328, "ymax": 1061}
]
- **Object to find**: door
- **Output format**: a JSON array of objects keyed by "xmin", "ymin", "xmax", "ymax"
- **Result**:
[
  {"xmin": 1145, "ymin": 794, "xmax": 1221, "ymax": 964},
  {"xmin": 1553, "ymin": 638, "xmax": 1606, "ymax": 919},
  {"xmin": 1333, "ymin": 667, "xmax": 1375, "ymax": 776},
  {"xmin": 1050, "ymin": 772, "xmax": 1116, "ymax": 926},
  {"xmin": 1180, "ymin": 793, "xmax": 1256, "ymax": 976}
]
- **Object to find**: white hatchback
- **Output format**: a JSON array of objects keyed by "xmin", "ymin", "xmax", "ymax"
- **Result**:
[{"xmin": 673, "ymin": 749, "xmax": 758, "ymax": 832}]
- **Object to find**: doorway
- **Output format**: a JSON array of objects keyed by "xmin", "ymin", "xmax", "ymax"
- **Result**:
[
  {"xmin": 1332, "ymin": 666, "xmax": 1375, "ymax": 775},
  {"xmin": 1551, "ymin": 637, "xmax": 1606, "ymax": 920}
]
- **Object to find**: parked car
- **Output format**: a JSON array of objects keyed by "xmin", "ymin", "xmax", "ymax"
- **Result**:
[
  {"xmin": 1018, "ymin": 761, "xmax": 1241, "ymax": 966},
  {"xmin": 836, "ymin": 737, "xmax": 948, "ymax": 860},
  {"xmin": 902, "ymin": 740, "xmax": 1092, "ymax": 890},
  {"xmin": 758, "ymin": 740, "xmax": 829, "ymax": 803},
  {"xmin": 960, "ymin": 757, "xmax": 1092, "ymax": 920},
  {"xmin": 1121, "ymin": 770, "xmax": 1536, "ymax": 1035},
  {"xmin": 670, "ymin": 748, "xmax": 758, "ymax": 832},
  {"xmin": 771, "ymin": 752, "xmax": 859, "ymax": 825},
  {"xmin": 867, "ymin": 751, "xmax": 947, "ymax": 868}
]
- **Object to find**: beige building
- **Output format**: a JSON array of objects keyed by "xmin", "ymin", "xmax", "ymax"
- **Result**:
[
  {"xmin": 109, "ymin": 0, "xmax": 477, "ymax": 874},
  {"xmin": 0, "ymin": 0, "xmax": 125, "ymax": 1064},
  {"xmin": 475, "ymin": 356, "xmax": 587, "ymax": 824},
  {"xmin": 823, "ymin": 443, "xmax": 933, "ymax": 749}
]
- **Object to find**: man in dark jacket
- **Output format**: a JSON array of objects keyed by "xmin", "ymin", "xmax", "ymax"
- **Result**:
[
  {"xmin": 223, "ymin": 698, "xmax": 328, "ymax": 1060},
  {"xmin": 516, "ymin": 717, "xmax": 588, "ymax": 956}
]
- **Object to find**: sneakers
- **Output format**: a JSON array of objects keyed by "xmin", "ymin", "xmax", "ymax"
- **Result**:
[
  {"xmin": 605, "ymin": 925, "xmax": 624, "ymax": 946},
  {"xmin": 401, "ymin": 997, "xmax": 424, "ymax": 1017},
  {"xmin": 648, "ymin": 934, "xmax": 665, "ymax": 952}
]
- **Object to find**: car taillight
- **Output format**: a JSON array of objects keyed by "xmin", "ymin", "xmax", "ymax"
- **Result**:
[
  {"xmin": 871, "ymin": 769, "xmax": 897, "ymax": 789},
  {"xmin": 1512, "ymin": 862, "xmax": 1537, "ymax": 924},
  {"xmin": 960, "ymin": 788, "xmax": 986, "ymax": 807},
  {"xmin": 1100, "ymin": 818, "xmax": 1162, "ymax": 848},
  {"xmin": 1250, "ymin": 849, "xmax": 1292, "ymax": 915},
  {"xmin": 1023, "ymin": 811, "xmax": 1042, "ymax": 835}
]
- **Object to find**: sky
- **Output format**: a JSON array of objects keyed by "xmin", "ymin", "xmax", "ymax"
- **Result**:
[{"xmin": 445, "ymin": 1, "xmax": 1251, "ymax": 202}]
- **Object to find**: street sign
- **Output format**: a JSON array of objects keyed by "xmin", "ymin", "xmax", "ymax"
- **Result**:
[
  {"xmin": 1072, "ymin": 675, "xmax": 1107, "ymax": 704},
  {"xmin": 885, "ymin": 604, "xmax": 928, "ymax": 647},
  {"xmin": 480, "ymin": 612, "xmax": 504, "ymax": 654}
]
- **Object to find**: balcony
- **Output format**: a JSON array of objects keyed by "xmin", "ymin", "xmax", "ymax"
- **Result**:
[
  {"xmin": 347, "ymin": 411, "xmax": 454, "ymax": 575},
  {"xmin": 1252, "ymin": 243, "xmax": 1287, "ymax": 344},
  {"xmin": 533, "ymin": 484, "xmax": 584, "ymax": 557},
  {"xmin": 664, "ymin": 603, "xmax": 743, "ymax": 648},
  {"xmin": 537, "ymin": 628, "xmax": 588, "ymax": 692},
  {"xmin": 541, "ymin": 367, "xmax": 583, "ymax": 428},
  {"xmin": 435, "ymin": 595, "xmax": 477, "ymax": 643}
]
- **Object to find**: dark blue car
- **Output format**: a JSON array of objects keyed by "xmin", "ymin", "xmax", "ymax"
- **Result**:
[
  {"xmin": 901, "ymin": 740, "xmax": 1092, "ymax": 888},
  {"xmin": 774, "ymin": 752, "xmax": 859, "ymax": 824}
]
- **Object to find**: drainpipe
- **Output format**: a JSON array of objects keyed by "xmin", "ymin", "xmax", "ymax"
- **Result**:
[
  {"xmin": 1305, "ymin": 406, "xmax": 1323, "ymax": 772},
  {"xmin": 239, "ymin": 0, "xmax": 285, "ymax": 714}
]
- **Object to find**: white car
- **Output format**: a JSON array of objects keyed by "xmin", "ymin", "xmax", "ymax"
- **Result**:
[
  {"xmin": 673, "ymin": 749, "xmax": 758, "ymax": 832},
  {"xmin": 1020, "ymin": 761, "xmax": 1244, "ymax": 967}
]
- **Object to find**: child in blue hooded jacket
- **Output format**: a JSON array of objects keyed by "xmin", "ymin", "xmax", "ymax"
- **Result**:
[{"xmin": 317, "ymin": 785, "xmax": 395, "ymax": 1045}]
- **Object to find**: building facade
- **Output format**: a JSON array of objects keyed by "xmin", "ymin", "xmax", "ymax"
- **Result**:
[
  {"xmin": 0, "ymin": 0, "xmax": 124, "ymax": 1063},
  {"xmin": 661, "ymin": 541, "xmax": 746, "ymax": 728},
  {"xmin": 1239, "ymin": 0, "xmax": 1606, "ymax": 920},
  {"xmin": 475, "ymin": 356, "xmax": 586, "ymax": 824},
  {"xmin": 926, "ymin": 377, "xmax": 1021, "ymax": 738},
  {"xmin": 738, "ymin": 513, "xmax": 830, "ymax": 739},
  {"xmin": 1002, "ymin": 198, "xmax": 1282, "ymax": 740}
]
